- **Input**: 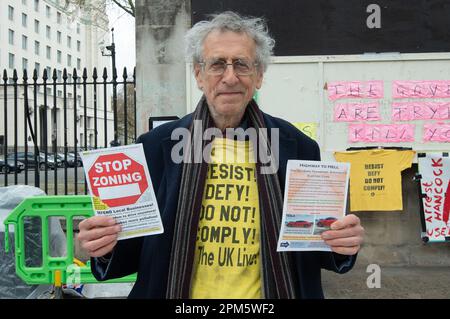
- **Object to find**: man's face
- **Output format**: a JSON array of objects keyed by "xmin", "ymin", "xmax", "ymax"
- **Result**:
[{"xmin": 195, "ymin": 30, "xmax": 263, "ymax": 121}]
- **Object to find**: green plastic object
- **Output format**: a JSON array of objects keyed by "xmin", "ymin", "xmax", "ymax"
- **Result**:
[{"xmin": 3, "ymin": 195, "xmax": 136, "ymax": 285}]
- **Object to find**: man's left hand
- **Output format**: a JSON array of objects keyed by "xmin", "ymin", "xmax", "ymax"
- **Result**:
[{"xmin": 321, "ymin": 214, "xmax": 364, "ymax": 255}]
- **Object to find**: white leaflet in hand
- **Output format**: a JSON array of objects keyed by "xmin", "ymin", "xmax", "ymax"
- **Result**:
[
  {"xmin": 277, "ymin": 160, "xmax": 350, "ymax": 251},
  {"xmin": 80, "ymin": 144, "xmax": 164, "ymax": 240}
]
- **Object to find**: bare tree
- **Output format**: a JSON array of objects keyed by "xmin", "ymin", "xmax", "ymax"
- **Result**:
[
  {"xmin": 110, "ymin": 0, "xmax": 135, "ymax": 17},
  {"xmin": 65, "ymin": 0, "xmax": 135, "ymax": 18}
]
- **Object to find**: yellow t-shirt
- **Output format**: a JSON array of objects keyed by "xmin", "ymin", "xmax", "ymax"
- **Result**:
[
  {"xmin": 334, "ymin": 149, "xmax": 415, "ymax": 211},
  {"xmin": 190, "ymin": 137, "xmax": 261, "ymax": 299}
]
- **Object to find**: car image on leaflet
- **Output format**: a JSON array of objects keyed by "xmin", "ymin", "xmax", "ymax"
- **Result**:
[
  {"xmin": 316, "ymin": 217, "xmax": 338, "ymax": 228},
  {"xmin": 286, "ymin": 220, "xmax": 313, "ymax": 228}
]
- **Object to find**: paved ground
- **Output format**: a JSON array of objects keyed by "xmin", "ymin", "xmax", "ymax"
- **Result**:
[
  {"xmin": 322, "ymin": 265, "xmax": 450, "ymax": 299},
  {"xmin": 27, "ymin": 265, "xmax": 450, "ymax": 299}
]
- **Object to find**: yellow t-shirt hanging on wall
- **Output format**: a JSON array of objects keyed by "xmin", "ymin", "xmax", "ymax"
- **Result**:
[
  {"xmin": 334, "ymin": 149, "xmax": 415, "ymax": 211},
  {"xmin": 190, "ymin": 137, "xmax": 261, "ymax": 299}
]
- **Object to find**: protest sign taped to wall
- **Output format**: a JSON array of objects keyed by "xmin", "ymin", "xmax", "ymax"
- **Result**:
[{"xmin": 417, "ymin": 153, "xmax": 450, "ymax": 243}]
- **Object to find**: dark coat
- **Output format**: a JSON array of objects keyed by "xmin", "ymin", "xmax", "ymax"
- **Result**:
[{"xmin": 91, "ymin": 110, "xmax": 356, "ymax": 298}]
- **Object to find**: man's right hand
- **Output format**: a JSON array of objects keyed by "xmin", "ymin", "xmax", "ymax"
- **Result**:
[{"xmin": 78, "ymin": 216, "xmax": 122, "ymax": 258}]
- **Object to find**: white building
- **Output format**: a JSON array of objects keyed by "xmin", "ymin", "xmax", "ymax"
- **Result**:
[{"xmin": 0, "ymin": 0, "xmax": 115, "ymax": 153}]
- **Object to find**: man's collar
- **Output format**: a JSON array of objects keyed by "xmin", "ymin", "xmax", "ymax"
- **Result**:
[{"xmin": 219, "ymin": 113, "xmax": 249, "ymax": 135}]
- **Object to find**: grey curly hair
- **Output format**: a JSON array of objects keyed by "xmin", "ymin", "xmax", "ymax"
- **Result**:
[{"xmin": 185, "ymin": 11, "xmax": 275, "ymax": 73}]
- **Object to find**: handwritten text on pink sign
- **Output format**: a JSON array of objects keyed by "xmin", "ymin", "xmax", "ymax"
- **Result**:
[
  {"xmin": 334, "ymin": 103, "xmax": 380, "ymax": 122},
  {"xmin": 349, "ymin": 124, "xmax": 415, "ymax": 143},
  {"xmin": 392, "ymin": 102, "xmax": 450, "ymax": 121},
  {"xmin": 423, "ymin": 123, "xmax": 450, "ymax": 142},
  {"xmin": 327, "ymin": 81, "xmax": 384, "ymax": 101},
  {"xmin": 393, "ymin": 81, "xmax": 450, "ymax": 99}
]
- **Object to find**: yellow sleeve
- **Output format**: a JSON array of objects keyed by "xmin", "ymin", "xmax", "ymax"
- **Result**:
[
  {"xmin": 334, "ymin": 152, "xmax": 349, "ymax": 162},
  {"xmin": 398, "ymin": 150, "xmax": 415, "ymax": 171}
]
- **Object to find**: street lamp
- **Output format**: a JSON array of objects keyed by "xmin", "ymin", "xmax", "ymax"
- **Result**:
[{"xmin": 101, "ymin": 28, "xmax": 119, "ymax": 147}]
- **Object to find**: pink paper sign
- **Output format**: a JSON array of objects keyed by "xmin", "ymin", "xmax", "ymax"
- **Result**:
[
  {"xmin": 334, "ymin": 102, "xmax": 380, "ymax": 122},
  {"xmin": 423, "ymin": 123, "xmax": 450, "ymax": 142},
  {"xmin": 393, "ymin": 81, "xmax": 450, "ymax": 99},
  {"xmin": 392, "ymin": 102, "xmax": 450, "ymax": 121},
  {"xmin": 327, "ymin": 81, "xmax": 384, "ymax": 101},
  {"xmin": 349, "ymin": 124, "xmax": 415, "ymax": 143}
]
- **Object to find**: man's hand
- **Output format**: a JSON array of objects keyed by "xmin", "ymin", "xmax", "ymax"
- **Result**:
[
  {"xmin": 78, "ymin": 216, "xmax": 121, "ymax": 258},
  {"xmin": 321, "ymin": 214, "xmax": 364, "ymax": 255}
]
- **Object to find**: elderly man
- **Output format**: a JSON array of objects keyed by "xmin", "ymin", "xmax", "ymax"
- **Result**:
[{"xmin": 78, "ymin": 11, "xmax": 364, "ymax": 299}]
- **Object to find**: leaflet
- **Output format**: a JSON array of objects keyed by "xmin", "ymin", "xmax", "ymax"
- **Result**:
[
  {"xmin": 277, "ymin": 160, "xmax": 350, "ymax": 251},
  {"xmin": 80, "ymin": 144, "xmax": 164, "ymax": 240}
]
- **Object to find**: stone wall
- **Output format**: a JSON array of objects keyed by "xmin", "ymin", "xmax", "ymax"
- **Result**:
[{"xmin": 135, "ymin": 0, "xmax": 191, "ymax": 135}]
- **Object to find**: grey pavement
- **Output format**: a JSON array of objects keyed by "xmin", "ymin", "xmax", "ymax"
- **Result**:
[{"xmin": 322, "ymin": 265, "xmax": 450, "ymax": 299}]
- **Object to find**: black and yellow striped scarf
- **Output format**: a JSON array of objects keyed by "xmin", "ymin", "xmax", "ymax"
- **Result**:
[{"xmin": 166, "ymin": 96, "xmax": 296, "ymax": 298}]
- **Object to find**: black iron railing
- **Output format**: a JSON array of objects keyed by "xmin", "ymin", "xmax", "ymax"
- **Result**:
[{"xmin": 0, "ymin": 67, "xmax": 136, "ymax": 195}]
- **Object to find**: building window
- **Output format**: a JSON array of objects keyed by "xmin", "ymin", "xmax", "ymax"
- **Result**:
[
  {"xmin": 34, "ymin": 19, "xmax": 40, "ymax": 34},
  {"xmin": 77, "ymin": 23, "xmax": 80, "ymax": 34},
  {"xmin": 57, "ymin": 70, "xmax": 62, "ymax": 81},
  {"xmin": 67, "ymin": 54, "xmax": 72, "ymax": 67},
  {"xmin": 57, "ymin": 31, "xmax": 61, "ymax": 44},
  {"xmin": 46, "ymin": 87, "xmax": 52, "ymax": 96},
  {"xmin": 22, "ymin": 58, "xmax": 28, "ymax": 71},
  {"xmin": 34, "ymin": 40, "xmax": 40, "ymax": 55},
  {"xmin": 34, "ymin": 0, "xmax": 39, "ymax": 12},
  {"xmin": 46, "ymin": 66, "xmax": 51, "ymax": 77},
  {"xmin": 8, "ymin": 29, "xmax": 15, "ymax": 45},
  {"xmin": 46, "ymin": 5, "xmax": 51, "ymax": 18},
  {"xmin": 57, "ymin": 50, "xmax": 62, "ymax": 63},
  {"xmin": 77, "ymin": 40, "xmax": 81, "ymax": 52},
  {"xmin": 22, "ymin": 0, "xmax": 27, "ymax": 5},
  {"xmin": 46, "ymin": 46, "xmax": 51, "ymax": 59},
  {"xmin": 46, "ymin": 25, "xmax": 51, "ymax": 39},
  {"xmin": 57, "ymin": 11, "xmax": 61, "ymax": 24},
  {"xmin": 77, "ymin": 58, "xmax": 81, "ymax": 70},
  {"xmin": 22, "ymin": 35, "xmax": 28, "ymax": 50},
  {"xmin": 67, "ymin": 36, "xmax": 72, "ymax": 48},
  {"xmin": 22, "ymin": 13, "xmax": 27, "ymax": 27},
  {"xmin": 35, "ymin": 62, "xmax": 40, "ymax": 76},
  {"xmin": 8, "ymin": 6, "xmax": 14, "ymax": 21},
  {"xmin": 9, "ymin": 53, "xmax": 15, "ymax": 69}
]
